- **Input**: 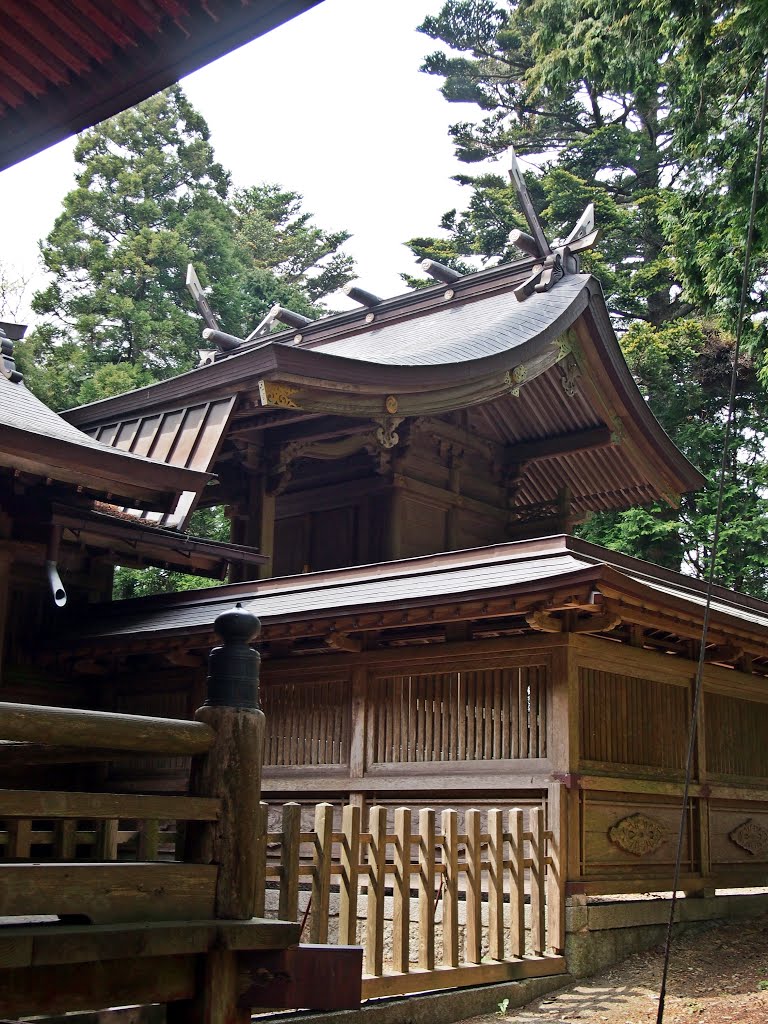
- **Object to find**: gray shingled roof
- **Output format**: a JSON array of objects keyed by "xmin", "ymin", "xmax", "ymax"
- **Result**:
[
  {"xmin": 311, "ymin": 275, "xmax": 591, "ymax": 365},
  {"xmin": 67, "ymin": 536, "xmax": 768, "ymax": 645}
]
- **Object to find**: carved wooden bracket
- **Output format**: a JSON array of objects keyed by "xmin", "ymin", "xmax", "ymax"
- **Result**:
[
  {"xmin": 326, "ymin": 632, "xmax": 363, "ymax": 653},
  {"xmin": 525, "ymin": 609, "xmax": 622, "ymax": 634},
  {"xmin": 729, "ymin": 819, "xmax": 768, "ymax": 857},
  {"xmin": 608, "ymin": 813, "xmax": 665, "ymax": 856}
]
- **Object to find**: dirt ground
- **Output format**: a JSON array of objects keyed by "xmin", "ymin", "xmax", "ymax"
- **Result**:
[{"xmin": 459, "ymin": 913, "xmax": 768, "ymax": 1024}]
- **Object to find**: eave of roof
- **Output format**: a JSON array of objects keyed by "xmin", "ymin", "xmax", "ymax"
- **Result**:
[
  {"xmin": 60, "ymin": 535, "xmax": 768, "ymax": 651},
  {"xmin": 0, "ymin": 0, "xmax": 322, "ymax": 172},
  {"xmin": 0, "ymin": 377, "xmax": 210, "ymax": 509},
  {"xmin": 64, "ymin": 265, "xmax": 705, "ymax": 503}
]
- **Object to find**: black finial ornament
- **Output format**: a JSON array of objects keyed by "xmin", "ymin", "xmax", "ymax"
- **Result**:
[
  {"xmin": 205, "ymin": 602, "xmax": 262, "ymax": 710},
  {"xmin": 0, "ymin": 324, "xmax": 25, "ymax": 384}
]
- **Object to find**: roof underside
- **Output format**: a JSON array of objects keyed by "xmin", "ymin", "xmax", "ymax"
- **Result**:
[
  {"xmin": 0, "ymin": 0, "xmax": 321, "ymax": 171},
  {"xmin": 0, "ymin": 375, "xmax": 210, "ymax": 509}
]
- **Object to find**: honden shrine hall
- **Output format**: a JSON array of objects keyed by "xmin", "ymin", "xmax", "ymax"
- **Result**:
[{"xmin": 2, "ymin": 3, "xmax": 768, "ymax": 1015}]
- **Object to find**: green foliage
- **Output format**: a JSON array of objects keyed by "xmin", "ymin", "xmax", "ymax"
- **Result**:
[
  {"xmin": 419, "ymin": 1, "xmax": 768, "ymax": 595},
  {"xmin": 579, "ymin": 320, "xmax": 768, "ymax": 594},
  {"xmin": 17, "ymin": 86, "xmax": 354, "ymax": 410},
  {"xmin": 112, "ymin": 506, "xmax": 231, "ymax": 600}
]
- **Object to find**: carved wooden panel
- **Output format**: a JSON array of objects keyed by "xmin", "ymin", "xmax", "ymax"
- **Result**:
[
  {"xmin": 367, "ymin": 665, "xmax": 548, "ymax": 764},
  {"xmin": 705, "ymin": 693, "xmax": 768, "ymax": 779},
  {"xmin": 580, "ymin": 791, "xmax": 694, "ymax": 877},
  {"xmin": 579, "ymin": 667, "xmax": 688, "ymax": 772},
  {"xmin": 262, "ymin": 678, "xmax": 351, "ymax": 766},
  {"xmin": 709, "ymin": 801, "xmax": 768, "ymax": 866}
]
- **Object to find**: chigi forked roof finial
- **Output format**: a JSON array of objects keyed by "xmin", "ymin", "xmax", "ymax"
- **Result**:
[{"xmin": 507, "ymin": 146, "xmax": 600, "ymax": 302}]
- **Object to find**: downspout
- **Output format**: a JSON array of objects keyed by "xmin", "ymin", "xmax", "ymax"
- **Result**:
[{"xmin": 46, "ymin": 525, "xmax": 67, "ymax": 608}]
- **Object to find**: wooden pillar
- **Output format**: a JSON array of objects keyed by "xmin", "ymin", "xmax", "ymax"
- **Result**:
[
  {"xmin": 0, "ymin": 550, "xmax": 10, "ymax": 689},
  {"xmin": 174, "ymin": 603, "xmax": 265, "ymax": 1024}
]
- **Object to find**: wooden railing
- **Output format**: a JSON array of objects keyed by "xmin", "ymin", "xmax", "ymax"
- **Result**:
[
  {"xmin": 255, "ymin": 800, "xmax": 567, "ymax": 998},
  {"xmin": 0, "ymin": 702, "xmax": 225, "ymax": 924}
]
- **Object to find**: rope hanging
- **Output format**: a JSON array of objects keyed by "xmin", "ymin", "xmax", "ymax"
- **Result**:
[{"xmin": 655, "ymin": 61, "xmax": 768, "ymax": 1024}]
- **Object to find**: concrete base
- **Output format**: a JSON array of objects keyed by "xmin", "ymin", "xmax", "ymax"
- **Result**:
[
  {"xmin": 257, "ymin": 974, "xmax": 572, "ymax": 1024},
  {"xmin": 565, "ymin": 891, "xmax": 768, "ymax": 978}
]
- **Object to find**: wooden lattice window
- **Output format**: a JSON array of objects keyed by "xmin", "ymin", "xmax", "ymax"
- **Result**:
[
  {"xmin": 262, "ymin": 678, "xmax": 350, "ymax": 766},
  {"xmin": 706, "ymin": 693, "xmax": 768, "ymax": 779},
  {"xmin": 579, "ymin": 667, "xmax": 688, "ymax": 771},
  {"xmin": 367, "ymin": 666, "xmax": 548, "ymax": 763}
]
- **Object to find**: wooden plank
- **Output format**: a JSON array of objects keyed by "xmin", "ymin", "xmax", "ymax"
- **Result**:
[
  {"xmin": 361, "ymin": 956, "xmax": 567, "ymax": 998},
  {"xmin": 464, "ymin": 808, "xmax": 481, "ymax": 964},
  {"xmin": 55, "ymin": 819, "xmax": 76, "ymax": 859},
  {"xmin": 0, "ymin": 701, "xmax": 214, "ymax": 755},
  {"xmin": 279, "ymin": 802, "xmax": 301, "ymax": 921},
  {"xmin": 365, "ymin": 805, "xmax": 387, "ymax": 977},
  {"xmin": 96, "ymin": 819, "xmax": 119, "ymax": 861},
  {"xmin": 339, "ymin": 802, "xmax": 361, "ymax": 945},
  {"xmin": 393, "ymin": 806, "xmax": 411, "ymax": 974},
  {"xmin": 441, "ymin": 808, "xmax": 459, "ymax": 968},
  {"xmin": 349, "ymin": 668, "xmax": 366, "ymax": 778},
  {"xmin": 417, "ymin": 807, "xmax": 436, "ymax": 971},
  {"xmin": 7, "ymin": 818, "xmax": 32, "ymax": 858},
  {"xmin": 309, "ymin": 802, "xmax": 333, "ymax": 944},
  {"xmin": 0, "ymin": 954, "xmax": 196, "ymax": 1017},
  {"xmin": 252, "ymin": 801, "xmax": 268, "ymax": 917},
  {"xmin": 530, "ymin": 807, "xmax": 546, "ymax": 956},
  {"xmin": 546, "ymin": 783, "xmax": 567, "ymax": 954},
  {"xmin": 487, "ymin": 808, "xmax": 504, "ymax": 960},
  {"xmin": 509, "ymin": 808, "xmax": 525, "ymax": 958},
  {"xmin": 0, "ymin": 863, "xmax": 216, "ymax": 923}
]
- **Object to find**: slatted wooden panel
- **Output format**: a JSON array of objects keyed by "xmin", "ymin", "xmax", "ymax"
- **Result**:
[
  {"xmin": 257, "ymin": 799, "xmax": 565, "ymax": 998},
  {"xmin": 579, "ymin": 668, "xmax": 688, "ymax": 770},
  {"xmin": 262, "ymin": 679, "xmax": 351, "ymax": 766},
  {"xmin": 706, "ymin": 693, "xmax": 768, "ymax": 779},
  {"xmin": 367, "ymin": 666, "xmax": 548, "ymax": 763}
]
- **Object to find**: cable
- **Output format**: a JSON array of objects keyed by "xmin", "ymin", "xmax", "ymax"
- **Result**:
[{"xmin": 655, "ymin": 60, "xmax": 768, "ymax": 1024}]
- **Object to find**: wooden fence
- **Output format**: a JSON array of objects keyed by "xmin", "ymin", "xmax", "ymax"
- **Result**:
[{"xmin": 255, "ymin": 801, "xmax": 567, "ymax": 998}]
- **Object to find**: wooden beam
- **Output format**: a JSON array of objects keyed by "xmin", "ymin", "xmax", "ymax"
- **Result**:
[
  {"xmin": 510, "ymin": 426, "xmax": 614, "ymax": 464},
  {"xmin": 0, "ymin": 863, "xmax": 217, "ymax": 923},
  {"xmin": 0, "ymin": 789, "xmax": 219, "ymax": 821},
  {"xmin": 0, "ymin": 955, "xmax": 196, "ymax": 1017},
  {"xmin": 0, "ymin": 701, "xmax": 214, "ymax": 755}
]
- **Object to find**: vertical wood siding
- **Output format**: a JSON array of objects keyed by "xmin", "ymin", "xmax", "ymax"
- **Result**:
[
  {"xmin": 706, "ymin": 693, "xmax": 768, "ymax": 779},
  {"xmin": 262, "ymin": 678, "xmax": 351, "ymax": 766},
  {"xmin": 367, "ymin": 666, "xmax": 548, "ymax": 763},
  {"xmin": 579, "ymin": 668, "xmax": 688, "ymax": 771}
]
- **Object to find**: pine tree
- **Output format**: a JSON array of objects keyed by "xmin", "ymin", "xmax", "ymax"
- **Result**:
[
  {"xmin": 19, "ymin": 86, "xmax": 354, "ymax": 410},
  {"xmin": 416, "ymin": 0, "xmax": 768, "ymax": 596}
]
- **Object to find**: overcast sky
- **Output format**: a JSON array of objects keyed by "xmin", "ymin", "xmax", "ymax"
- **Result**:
[{"xmin": 0, "ymin": 0, "xmax": 485, "ymax": 326}]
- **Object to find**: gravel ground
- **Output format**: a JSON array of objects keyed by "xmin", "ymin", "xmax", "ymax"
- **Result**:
[{"xmin": 454, "ymin": 913, "xmax": 768, "ymax": 1024}]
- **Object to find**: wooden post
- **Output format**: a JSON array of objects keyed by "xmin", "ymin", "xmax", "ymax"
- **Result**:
[
  {"xmin": 253, "ymin": 801, "xmax": 268, "ymax": 917},
  {"xmin": 339, "ymin": 802, "xmax": 361, "ymax": 944},
  {"xmin": 417, "ymin": 807, "xmax": 435, "ymax": 971},
  {"xmin": 441, "ymin": 808, "xmax": 459, "ymax": 968},
  {"xmin": 530, "ymin": 806, "xmax": 546, "ymax": 956},
  {"xmin": 546, "ymin": 783, "xmax": 567, "ymax": 954},
  {"xmin": 487, "ymin": 808, "xmax": 505, "ymax": 960},
  {"xmin": 464, "ymin": 808, "xmax": 481, "ymax": 965},
  {"xmin": 393, "ymin": 806, "xmax": 411, "ymax": 973},
  {"xmin": 365, "ymin": 805, "xmax": 387, "ymax": 977},
  {"xmin": 310, "ymin": 802, "xmax": 333, "ymax": 943},
  {"xmin": 509, "ymin": 808, "xmax": 525, "ymax": 958},
  {"xmin": 186, "ymin": 604, "xmax": 265, "ymax": 920},
  {"xmin": 172, "ymin": 604, "xmax": 266, "ymax": 1024},
  {"xmin": 279, "ymin": 802, "xmax": 301, "ymax": 921}
]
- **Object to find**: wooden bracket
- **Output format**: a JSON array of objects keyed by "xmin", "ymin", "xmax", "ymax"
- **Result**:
[{"xmin": 327, "ymin": 631, "xmax": 363, "ymax": 653}]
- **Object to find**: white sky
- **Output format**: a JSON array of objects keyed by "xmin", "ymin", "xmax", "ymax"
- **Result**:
[{"xmin": 0, "ymin": 0, "xmax": 484, "ymax": 326}]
